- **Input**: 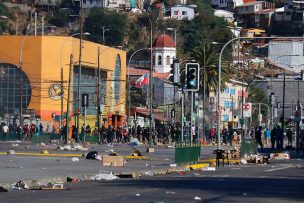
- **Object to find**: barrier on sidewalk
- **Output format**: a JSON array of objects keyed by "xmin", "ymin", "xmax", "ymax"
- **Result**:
[
  {"xmin": 241, "ymin": 138, "xmax": 258, "ymax": 155},
  {"xmin": 79, "ymin": 133, "xmax": 99, "ymax": 143},
  {"xmin": 175, "ymin": 141, "xmax": 201, "ymax": 164},
  {"xmin": 0, "ymin": 133, "xmax": 63, "ymax": 143}
]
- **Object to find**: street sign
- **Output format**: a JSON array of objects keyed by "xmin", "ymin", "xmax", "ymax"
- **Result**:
[{"xmin": 243, "ymin": 103, "xmax": 252, "ymax": 117}]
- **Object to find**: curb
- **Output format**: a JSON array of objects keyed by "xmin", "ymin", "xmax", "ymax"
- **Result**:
[
  {"xmin": 185, "ymin": 163, "xmax": 209, "ymax": 170},
  {"xmin": 0, "ymin": 152, "xmax": 83, "ymax": 157},
  {"xmin": 200, "ymin": 158, "xmax": 241, "ymax": 164},
  {"xmin": 0, "ymin": 152, "xmax": 154, "ymax": 160}
]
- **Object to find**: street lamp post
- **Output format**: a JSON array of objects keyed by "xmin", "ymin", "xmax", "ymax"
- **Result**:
[
  {"xmin": 127, "ymin": 48, "xmax": 150, "ymax": 123},
  {"xmin": 102, "ymin": 26, "xmax": 109, "ymax": 44},
  {"xmin": 142, "ymin": 12, "xmax": 153, "ymax": 150}
]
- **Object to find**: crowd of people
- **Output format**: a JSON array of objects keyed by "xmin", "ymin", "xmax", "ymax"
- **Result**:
[
  {"xmin": 0, "ymin": 122, "xmax": 46, "ymax": 142},
  {"xmin": 68, "ymin": 123, "xmax": 185, "ymax": 144},
  {"xmin": 0, "ymin": 121, "xmax": 302, "ymax": 150}
]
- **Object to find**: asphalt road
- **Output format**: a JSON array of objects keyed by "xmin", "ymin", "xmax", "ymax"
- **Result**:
[{"xmin": 1, "ymin": 162, "xmax": 304, "ymax": 203}]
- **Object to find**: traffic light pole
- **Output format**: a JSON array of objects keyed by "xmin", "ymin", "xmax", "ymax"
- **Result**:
[
  {"xmin": 190, "ymin": 91, "xmax": 194, "ymax": 142},
  {"xmin": 181, "ymin": 87, "xmax": 185, "ymax": 142}
]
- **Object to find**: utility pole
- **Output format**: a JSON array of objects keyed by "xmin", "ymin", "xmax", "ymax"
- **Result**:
[
  {"xmin": 97, "ymin": 47, "xmax": 101, "ymax": 142},
  {"xmin": 281, "ymin": 71, "xmax": 286, "ymax": 150},
  {"xmin": 66, "ymin": 54, "xmax": 73, "ymax": 144},
  {"xmin": 76, "ymin": 0, "xmax": 83, "ymax": 143},
  {"xmin": 296, "ymin": 78, "xmax": 300, "ymax": 150}
]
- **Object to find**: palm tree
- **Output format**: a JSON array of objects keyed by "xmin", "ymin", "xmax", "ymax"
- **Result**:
[{"xmin": 189, "ymin": 43, "xmax": 230, "ymax": 96}]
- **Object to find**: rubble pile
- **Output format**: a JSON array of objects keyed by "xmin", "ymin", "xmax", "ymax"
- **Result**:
[
  {"xmin": 270, "ymin": 152, "xmax": 290, "ymax": 160},
  {"xmin": 241, "ymin": 154, "xmax": 269, "ymax": 164},
  {"xmin": 57, "ymin": 143, "xmax": 88, "ymax": 151}
]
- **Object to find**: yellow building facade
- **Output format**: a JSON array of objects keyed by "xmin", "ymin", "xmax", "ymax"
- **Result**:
[{"xmin": 0, "ymin": 35, "xmax": 126, "ymax": 128}]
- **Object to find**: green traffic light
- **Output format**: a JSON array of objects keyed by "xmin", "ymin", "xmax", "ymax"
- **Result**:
[{"xmin": 189, "ymin": 79, "xmax": 196, "ymax": 86}]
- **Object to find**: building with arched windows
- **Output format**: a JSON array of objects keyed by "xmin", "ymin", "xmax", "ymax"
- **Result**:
[
  {"xmin": 0, "ymin": 35, "xmax": 126, "ymax": 128},
  {"xmin": 152, "ymin": 34, "xmax": 176, "ymax": 73}
]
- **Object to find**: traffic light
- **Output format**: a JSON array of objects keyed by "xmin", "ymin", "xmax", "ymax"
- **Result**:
[
  {"xmin": 170, "ymin": 59, "xmax": 180, "ymax": 84},
  {"xmin": 186, "ymin": 63, "xmax": 200, "ymax": 91}
]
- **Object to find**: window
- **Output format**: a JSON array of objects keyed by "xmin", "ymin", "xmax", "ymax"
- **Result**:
[
  {"xmin": 223, "ymin": 115, "xmax": 229, "ymax": 121},
  {"xmin": 0, "ymin": 63, "xmax": 31, "ymax": 114},
  {"xmin": 209, "ymin": 97, "xmax": 215, "ymax": 105},
  {"xmin": 158, "ymin": 55, "xmax": 162, "ymax": 65},
  {"xmin": 230, "ymin": 88, "xmax": 235, "ymax": 95},
  {"xmin": 224, "ymin": 88, "xmax": 230, "ymax": 93},
  {"xmin": 182, "ymin": 11, "xmax": 187, "ymax": 15},
  {"xmin": 114, "ymin": 55, "xmax": 121, "ymax": 104},
  {"xmin": 174, "ymin": 11, "xmax": 178, "ymax": 15},
  {"xmin": 166, "ymin": 56, "xmax": 170, "ymax": 65},
  {"xmin": 224, "ymin": 101, "xmax": 230, "ymax": 108}
]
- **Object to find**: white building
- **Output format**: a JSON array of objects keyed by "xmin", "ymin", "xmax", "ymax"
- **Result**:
[
  {"xmin": 72, "ymin": 0, "xmax": 131, "ymax": 9},
  {"xmin": 152, "ymin": 34, "xmax": 176, "ymax": 73},
  {"xmin": 213, "ymin": 9, "xmax": 234, "ymax": 22},
  {"xmin": 170, "ymin": 4, "xmax": 196, "ymax": 20},
  {"xmin": 268, "ymin": 39, "xmax": 304, "ymax": 73}
]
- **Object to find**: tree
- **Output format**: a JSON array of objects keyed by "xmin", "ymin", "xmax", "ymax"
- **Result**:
[
  {"xmin": 0, "ymin": 2, "xmax": 10, "ymax": 34},
  {"xmin": 247, "ymin": 86, "xmax": 269, "ymax": 127},
  {"xmin": 84, "ymin": 8, "xmax": 127, "ymax": 46},
  {"xmin": 189, "ymin": 43, "xmax": 230, "ymax": 95}
]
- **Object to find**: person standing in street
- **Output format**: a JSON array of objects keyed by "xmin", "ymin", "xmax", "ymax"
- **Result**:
[
  {"xmin": 286, "ymin": 128, "xmax": 293, "ymax": 147},
  {"xmin": 2, "ymin": 123, "xmax": 8, "ymax": 142},
  {"xmin": 255, "ymin": 126, "xmax": 264, "ymax": 152},
  {"xmin": 264, "ymin": 128, "xmax": 270, "ymax": 146},
  {"xmin": 271, "ymin": 126, "xmax": 277, "ymax": 150}
]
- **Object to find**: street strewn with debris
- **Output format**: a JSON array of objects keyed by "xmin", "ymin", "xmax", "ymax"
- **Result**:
[{"xmin": 0, "ymin": 141, "xmax": 303, "ymax": 203}]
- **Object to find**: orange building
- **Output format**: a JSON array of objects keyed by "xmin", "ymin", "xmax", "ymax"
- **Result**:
[{"xmin": 0, "ymin": 35, "xmax": 126, "ymax": 128}]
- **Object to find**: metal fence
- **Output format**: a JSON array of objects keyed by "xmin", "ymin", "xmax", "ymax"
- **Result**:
[{"xmin": 175, "ymin": 141, "xmax": 201, "ymax": 164}]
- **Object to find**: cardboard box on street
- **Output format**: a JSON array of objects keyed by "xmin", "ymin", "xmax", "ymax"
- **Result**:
[{"xmin": 102, "ymin": 155, "xmax": 126, "ymax": 167}]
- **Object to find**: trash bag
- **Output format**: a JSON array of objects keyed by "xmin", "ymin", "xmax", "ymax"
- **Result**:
[{"xmin": 86, "ymin": 151, "xmax": 98, "ymax": 160}]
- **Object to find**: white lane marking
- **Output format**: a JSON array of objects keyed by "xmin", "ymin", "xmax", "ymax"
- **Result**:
[{"xmin": 264, "ymin": 166, "xmax": 293, "ymax": 172}]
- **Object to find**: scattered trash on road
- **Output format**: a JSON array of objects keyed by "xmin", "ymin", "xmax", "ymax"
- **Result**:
[
  {"xmin": 240, "ymin": 158, "xmax": 248, "ymax": 164},
  {"xmin": 57, "ymin": 143, "xmax": 88, "ymax": 151},
  {"xmin": 0, "ymin": 186, "xmax": 8, "ymax": 192},
  {"xmin": 270, "ymin": 152, "xmax": 290, "ymax": 160},
  {"xmin": 7, "ymin": 150, "xmax": 16, "ymax": 155},
  {"xmin": 72, "ymin": 157, "xmax": 79, "ymax": 162},
  {"xmin": 91, "ymin": 172, "xmax": 119, "ymax": 180},
  {"xmin": 86, "ymin": 151, "xmax": 102, "ymax": 160},
  {"xmin": 11, "ymin": 181, "xmax": 29, "ymax": 190},
  {"xmin": 201, "ymin": 167, "xmax": 216, "ymax": 171},
  {"xmin": 131, "ymin": 149, "xmax": 142, "ymax": 156},
  {"xmin": 194, "ymin": 196, "xmax": 202, "ymax": 200},
  {"xmin": 12, "ymin": 144, "xmax": 19, "ymax": 147},
  {"xmin": 165, "ymin": 191, "xmax": 175, "ymax": 195},
  {"xmin": 102, "ymin": 155, "xmax": 126, "ymax": 167},
  {"xmin": 144, "ymin": 171, "xmax": 154, "ymax": 176},
  {"xmin": 129, "ymin": 138, "xmax": 141, "ymax": 147},
  {"xmin": 40, "ymin": 150, "xmax": 49, "ymax": 155},
  {"xmin": 135, "ymin": 193, "xmax": 141, "ymax": 197},
  {"xmin": 67, "ymin": 177, "xmax": 79, "ymax": 182},
  {"xmin": 243, "ymin": 193, "xmax": 247, "ymax": 196},
  {"xmin": 170, "ymin": 163, "xmax": 177, "ymax": 167}
]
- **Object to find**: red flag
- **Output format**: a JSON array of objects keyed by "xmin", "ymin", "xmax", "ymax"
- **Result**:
[{"xmin": 135, "ymin": 73, "xmax": 149, "ymax": 87}]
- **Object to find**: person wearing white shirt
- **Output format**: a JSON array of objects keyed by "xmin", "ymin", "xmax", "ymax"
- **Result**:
[{"xmin": 2, "ymin": 124, "xmax": 8, "ymax": 142}]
